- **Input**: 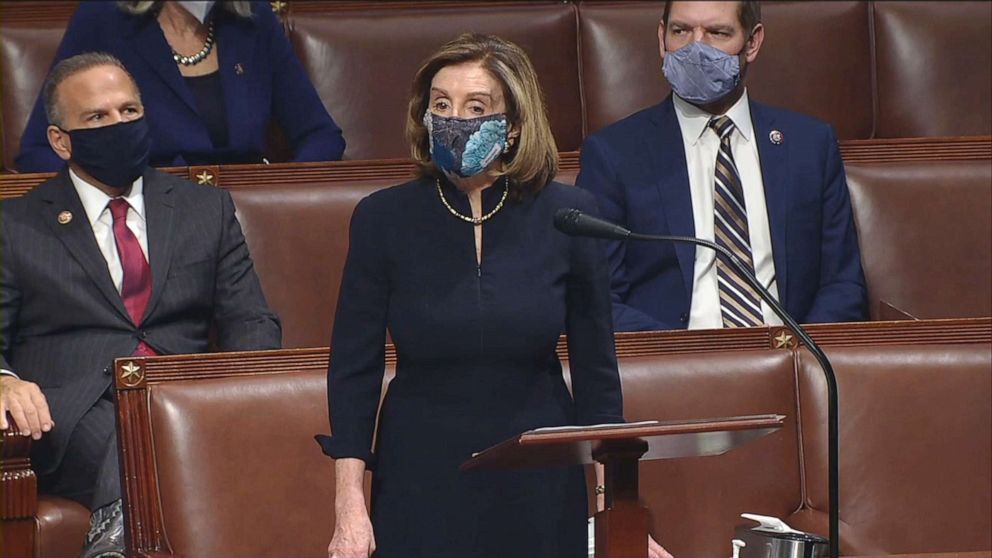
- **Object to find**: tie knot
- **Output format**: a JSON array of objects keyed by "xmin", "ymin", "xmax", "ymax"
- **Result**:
[
  {"xmin": 709, "ymin": 116, "xmax": 736, "ymax": 139},
  {"xmin": 108, "ymin": 198, "xmax": 130, "ymax": 222}
]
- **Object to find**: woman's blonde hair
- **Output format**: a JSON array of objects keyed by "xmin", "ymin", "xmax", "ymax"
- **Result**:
[
  {"xmin": 406, "ymin": 33, "xmax": 559, "ymax": 198},
  {"xmin": 117, "ymin": 1, "xmax": 254, "ymax": 18}
]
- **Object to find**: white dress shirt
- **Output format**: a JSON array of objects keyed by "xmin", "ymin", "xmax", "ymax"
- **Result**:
[
  {"xmin": 672, "ymin": 91, "xmax": 782, "ymax": 328},
  {"xmin": 1, "ymin": 171, "xmax": 147, "ymax": 378},
  {"xmin": 69, "ymin": 168, "xmax": 149, "ymax": 293}
]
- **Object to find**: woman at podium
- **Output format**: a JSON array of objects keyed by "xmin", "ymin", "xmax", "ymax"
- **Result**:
[{"xmin": 316, "ymin": 33, "xmax": 624, "ymax": 558}]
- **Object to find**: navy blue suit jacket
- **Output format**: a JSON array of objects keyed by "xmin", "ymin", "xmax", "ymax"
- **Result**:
[
  {"xmin": 575, "ymin": 96, "xmax": 867, "ymax": 332},
  {"xmin": 16, "ymin": 1, "xmax": 344, "ymax": 171}
]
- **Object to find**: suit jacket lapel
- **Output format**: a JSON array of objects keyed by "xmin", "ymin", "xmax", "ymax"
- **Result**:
[
  {"xmin": 127, "ymin": 15, "xmax": 199, "ymax": 114},
  {"xmin": 142, "ymin": 169, "xmax": 176, "ymax": 320},
  {"xmin": 39, "ymin": 171, "xmax": 131, "ymax": 323},
  {"xmin": 650, "ymin": 97, "xmax": 697, "ymax": 296},
  {"xmin": 751, "ymin": 101, "xmax": 791, "ymax": 305}
]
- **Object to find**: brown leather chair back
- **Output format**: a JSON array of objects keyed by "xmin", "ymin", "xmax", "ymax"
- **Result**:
[
  {"xmin": 611, "ymin": 350, "xmax": 801, "ymax": 558},
  {"xmin": 288, "ymin": 2, "xmax": 582, "ymax": 161},
  {"xmin": 0, "ymin": 18, "xmax": 67, "ymax": 170},
  {"xmin": 231, "ymin": 181, "xmax": 395, "ymax": 348},
  {"xmin": 577, "ymin": 1, "xmax": 873, "ymax": 139},
  {"xmin": 845, "ymin": 159, "xmax": 992, "ymax": 319},
  {"xmin": 873, "ymin": 1, "xmax": 992, "ymax": 138},
  {"xmin": 796, "ymin": 344, "xmax": 992, "ymax": 553},
  {"xmin": 148, "ymin": 369, "xmax": 333, "ymax": 557}
]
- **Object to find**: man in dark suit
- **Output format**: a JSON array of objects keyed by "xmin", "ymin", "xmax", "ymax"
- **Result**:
[
  {"xmin": 576, "ymin": 1, "xmax": 867, "ymax": 332},
  {"xmin": 0, "ymin": 52, "xmax": 280, "ymax": 558}
]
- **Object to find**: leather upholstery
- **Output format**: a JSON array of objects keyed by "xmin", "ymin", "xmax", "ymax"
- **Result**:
[
  {"xmin": 230, "ymin": 181, "xmax": 396, "ymax": 348},
  {"xmin": 795, "ymin": 344, "xmax": 992, "ymax": 553},
  {"xmin": 149, "ymin": 371, "xmax": 334, "ymax": 557},
  {"xmin": 845, "ymin": 159, "xmax": 992, "ymax": 319},
  {"xmin": 288, "ymin": 3, "xmax": 582, "ymax": 160},
  {"xmin": 35, "ymin": 496, "xmax": 88, "ymax": 558},
  {"xmin": 111, "ymin": 339, "xmax": 991, "ymax": 557},
  {"xmin": 608, "ymin": 351, "xmax": 801, "ymax": 558},
  {"xmin": 0, "ymin": 22, "xmax": 65, "ymax": 171},
  {"xmin": 873, "ymin": 1, "xmax": 992, "ymax": 138},
  {"xmin": 230, "ymin": 167, "xmax": 580, "ymax": 349},
  {"xmin": 2, "ymin": 1, "xmax": 991, "ymax": 170},
  {"xmin": 577, "ymin": 1, "xmax": 874, "ymax": 139}
]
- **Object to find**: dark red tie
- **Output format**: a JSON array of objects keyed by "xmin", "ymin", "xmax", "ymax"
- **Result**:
[{"xmin": 108, "ymin": 199, "xmax": 156, "ymax": 356}]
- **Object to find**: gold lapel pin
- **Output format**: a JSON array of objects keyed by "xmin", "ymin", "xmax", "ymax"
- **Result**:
[
  {"xmin": 57, "ymin": 210, "xmax": 73, "ymax": 225},
  {"xmin": 769, "ymin": 130, "xmax": 784, "ymax": 145}
]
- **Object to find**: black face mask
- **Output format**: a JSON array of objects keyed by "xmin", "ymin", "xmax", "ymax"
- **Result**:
[{"xmin": 62, "ymin": 117, "xmax": 151, "ymax": 189}]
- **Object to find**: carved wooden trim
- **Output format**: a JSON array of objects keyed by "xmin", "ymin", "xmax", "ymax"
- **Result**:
[
  {"xmin": 116, "ymin": 386, "xmax": 174, "ymax": 557},
  {"xmin": 839, "ymin": 135, "xmax": 992, "ymax": 163},
  {"xmin": 0, "ymin": 427, "xmax": 37, "ymax": 558},
  {"xmin": 0, "ymin": 519, "xmax": 35, "ymax": 558},
  {"xmin": 801, "ymin": 317, "xmax": 992, "ymax": 347},
  {"xmin": 0, "ymin": 0, "xmax": 77, "ymax": 22},
  {"xmin": 110, "ymin": 317, "xmax": 989, "ymax": 557},
  {"xmin": 284, "ymin": 0, "xmax": 551, "ymax": 14},
  {"xmin": 2, "ymin": 136, "xmax": 988, "ymax": 199},
  {"xmin": 116, "ymin": 318, "xmax": 990, "ymax": 382},
  {"xmin": 0, "ymin": 426, "xmax": 36, "ymax": 520}
]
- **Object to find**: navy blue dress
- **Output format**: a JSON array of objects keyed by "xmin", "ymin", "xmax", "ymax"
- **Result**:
[{"xmin": 318, "ymin": 177, "xmax": 624, "ymax": 558}]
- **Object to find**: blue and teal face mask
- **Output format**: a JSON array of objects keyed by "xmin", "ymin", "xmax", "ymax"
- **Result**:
[{"xmin": 424, "ymin": 111, "xmax": 508, "ymax": 179}]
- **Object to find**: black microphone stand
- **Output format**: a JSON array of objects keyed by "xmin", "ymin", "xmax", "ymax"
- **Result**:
[{"xmin": 625, "ymin": 231, "xmax": 840, "ymax": 558}]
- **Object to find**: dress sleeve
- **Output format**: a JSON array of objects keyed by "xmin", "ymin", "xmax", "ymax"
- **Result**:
[
  {"xmin": 564, "ymin": 191, "xmax": 625, "ymax": 425},
  {"xmin": 258, "ymin": 3, "xmax": 346, "ymax": 162},
  {"xmin": 315, "ymin": 195, "xmax": 390, "ymax": 465}
]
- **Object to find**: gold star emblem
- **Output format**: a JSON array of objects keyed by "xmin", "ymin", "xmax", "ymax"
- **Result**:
[
  {"xmin": 195, "ymin": 171, "xmax": 215, "ymax": 186},
  {"xmin": 772, "ymin": 330, "xmax": 795, "ymax": 349},
  {"xmin": 120, "ymin": 360, "xmax": 144, "ymax": 386},
  {"xmin": 270, "ymin": 1, "xmax": 287, "ymax": 14}
]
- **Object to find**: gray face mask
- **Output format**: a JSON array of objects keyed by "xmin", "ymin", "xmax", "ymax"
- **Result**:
[
  {"xmin": 177, "ymin": 1, "xmax": 216, "ymax": 24},
  {"xmin": 662, "ymin": 40, "xmax": 744, "ymax": 105}
]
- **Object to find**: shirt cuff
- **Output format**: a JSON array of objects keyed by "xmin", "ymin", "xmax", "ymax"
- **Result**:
[{"xmin": 0, "ymin": 369, "xmax": 19, "ymax": 379}]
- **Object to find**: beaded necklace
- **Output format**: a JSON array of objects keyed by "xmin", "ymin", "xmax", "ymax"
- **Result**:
[
  {"xmin": 436, "ymin": 176, "xmax": 509, "ymax": 225},
  {"xmin": 172, "ymin": 22, "xmax": 215, "ymax": 66}
]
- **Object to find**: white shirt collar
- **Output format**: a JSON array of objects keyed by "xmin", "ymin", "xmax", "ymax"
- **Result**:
[
  {"xmin": 673, "ymin": 89, "xmax": 754, "ymax": 145},
  {"xmin": 68, "ymin": 167, "xmax": 145, "ymax": 226}
]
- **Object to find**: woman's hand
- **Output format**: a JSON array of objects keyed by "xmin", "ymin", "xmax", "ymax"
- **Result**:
[
  {"xmin": 328, "ymin": 458, "xmax": 375, "ymax": 558},
  {"xmin": 327, "ymin": 492, "xmax": 375, "ymax": 558},
  {"xmin": 649, "ymin": 535, "xmax": 674, "ymax": 558}
]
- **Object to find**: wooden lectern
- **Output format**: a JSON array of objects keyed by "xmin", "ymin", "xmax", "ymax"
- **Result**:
[{"xmin": 461, "ymin": 414, "xmax": 785, "ymax": 558}]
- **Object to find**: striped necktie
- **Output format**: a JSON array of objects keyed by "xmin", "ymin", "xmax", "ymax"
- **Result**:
[{"xmin": 709, "ymin": 116, "xmax": 763, "ymax": 327}]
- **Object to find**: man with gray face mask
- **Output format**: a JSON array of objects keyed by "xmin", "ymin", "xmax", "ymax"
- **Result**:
[{"xmin": 576, "ymin": 0, "xmax": 867, "ymax": 332}]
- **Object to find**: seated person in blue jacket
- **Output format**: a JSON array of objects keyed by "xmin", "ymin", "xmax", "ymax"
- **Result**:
[
  {"xmin": 16, "ymin": 0, "xmax": 345, "ymax": 172},
  {"xmin": 575, "ymin": 0, "xmax": 867, "ymax": 332}
]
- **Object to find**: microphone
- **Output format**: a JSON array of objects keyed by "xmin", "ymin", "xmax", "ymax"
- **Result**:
[
  {"xmin": 555, "ymin": 208, "xmax": 841, "ymax": 558},
  {"xmin": 553, "ymin": 208, "xmax": 632, "ymax": 241}
]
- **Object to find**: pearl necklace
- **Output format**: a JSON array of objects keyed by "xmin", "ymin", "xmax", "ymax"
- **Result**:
[
  {"xmin": 436, "ymin": 177, "xmax": 509, "ymax": 225},
  {"xmin": 172, "ymin": 22, "xmax": 215, "ymax": 66}
]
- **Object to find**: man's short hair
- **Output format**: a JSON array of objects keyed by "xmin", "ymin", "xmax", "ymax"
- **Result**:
[
  {"xmin": 42, "ymin": 52, "xmax": 139, "ymax": 128},
  {"xmin": 662, "ymin": 1, "xmax": 762, "ymax": 36}
]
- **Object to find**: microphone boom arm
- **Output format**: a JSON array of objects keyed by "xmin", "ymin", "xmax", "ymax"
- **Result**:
[{"xmin": 626, "ymin": 231, "xmax": 840, "ymax": 558}]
